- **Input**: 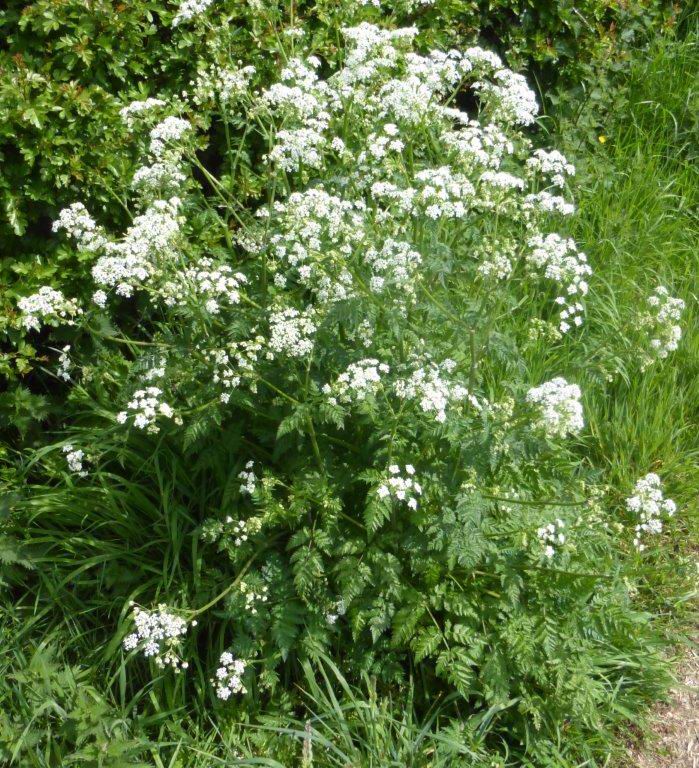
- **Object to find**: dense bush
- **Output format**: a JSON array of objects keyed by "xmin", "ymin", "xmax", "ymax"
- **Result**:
[{"xmin": 3, "ymin": 13, "xmax": 695, "ymax": 766}]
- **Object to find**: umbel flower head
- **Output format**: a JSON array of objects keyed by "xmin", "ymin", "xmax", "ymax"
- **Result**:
[
  {"xmin": 526, "ymin": 378, "xmax": 584, "ymax": 438},
  {"xmin": 640, "ymin": 285, "xmax": 684, "ymax": 368},
  {"xmin": 626, "ymin": 473, "xmax": 676, "ymax": 551},
  {"xmin": 123, "ymin": 603, "xmax": 194, "ymax": 671},
  {"xmin": 213, "ymin": 652, "xmax": 248, "ymax": 700}
]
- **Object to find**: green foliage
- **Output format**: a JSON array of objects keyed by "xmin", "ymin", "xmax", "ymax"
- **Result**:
[
  {"xmin": 0, "ymin": 7, "xmax": 696, "ymax": 768},
  {"xmin": 0, "ymin": 624, "xmax": 150, "ymax": 767}
]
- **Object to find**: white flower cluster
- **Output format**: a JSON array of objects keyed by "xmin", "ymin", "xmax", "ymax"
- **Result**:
[
  {"xmin": 119, "ymin": 98, "xmax": 166, "ymax": 129},
  {"xmin": 473, "ymin": 67, "xmax": 538, "ymax": 126},
  {"xmin": 222, "ymin": 514, "xmax": 263, "ymax": 546},
  {"xmin": 480, "ymin": 170, "xmax": 525, "ymax": 191},
  {"xmin": 149, "ymin": 117, "xmax": 191, "ymax": 157},
  {"xmin": 239, "ymin": 580, "xmax": 269, "ymax": 614},
  {"xmin": 116, "ymin": 385, "xmax": 175, "ymax": 433},
  {"xmin": 262, "ymin": 56, "xmax": 328, "ymax": 117},
  {"xmin": 193, "ymin": 64, "xmax": 255, "ymax": 104},
  {"xmin": 334, "ymin": 24, "xmax": 417, "ymax": 92},
  {"xmin": 337, "ymin": 30, "xmax": 536, "ymax": 132},
  {"xmin": 528, "ymin": 234, "xmax": 591, "ymax": 331},
  {"xmin": 476, "ymin": 236, "xmax": 517, "ymax": 281},
  {"xmin": 132, "ymin": 161, "xmax": 186, "ymax": 197},
  {"xmin": 358, "ymin": 123, "xmax": 405, "ymax": 167},
  {"xmin": 172, "ymin": 0, "xmax": 213, "ymax": 26},
  {"xmin": 207, "ymin": 336, "xmax": 265, "ymax": 400},
  {"xmin": 63, "ymin": 444, "xmax": 87, "ymax": 477},
  {"xmin": 326, "ymin": 359, "xmax": 390, "ymax": 405},
  {"xmin": 162, "ymin": 258, "xmax": 247, "ymax": 313},
  {"xmin": 238, "ymin": 461, "xmax": 257, "ymax": 494},
  {"xmin": 537, "ymin": 518, "xmax": 566, "ymax": 558},
  {"xmin": 524, "ymin": 191, "xmax": 575, "ymax": 217},
  {"xmin": 92, "ymin": 290, "xmax": 108, "ymax": 308},
  {"xmin": 236, "ymin": 24, "xmax": 572, "ymax": 364},
  {"xmin": 268, "ymin": 307, "xmax": 317, "ymax": 358},
  {"xmin": 262, "ymin": 57, "xmax": 332, "ymax": 172},
  {"xmin": 414, "ymin": 166, "xmax": 475, "ymax": 219},
  {"xmin": 267, "ymin": 189, "xmax": 365, "ymax": 293},
  {"xmin": 374, "ymin": 50, "xmax": 469, "ymax": 125},
  {"xmin": 442, "ymin": 121, "xmax": 514, "ymax": 172},
  {"xmin": 123, "ymin": 604, "xmax": 193, "ymax": 670},
  {"xmin": 475, "ymin": 170, "xmax": 526, "ymax": 213},
  {"xmin": 395, "ymin": 360, "xmax": 479, "ymax": 423},
  {"xmin": 91, "ymin": 197, "xmax": 182, "ymax": 297},
  {"xmin": 626, "ymin": 473, "xmax": 676, "ymax": 551},
  {"xmin": 52, "ymin": 203, "xmax": 107, "ymax": 252},
  {"xmin": 365, "ymin": 238, "xmax": 421, "ymax": 295},
  {"xmin": 57, "ymin": 345, "xmax": 72, "ymax": 381},
  {"xmin": 526, "ymin": 377, "xmax": 583, "ymax": 438},
  {"xmin": 377, "ymin": 464, "xmax": 422, "ymax": 510},
  {"xmin": 642, "ymin": 286, "xmax": 684, "ymax": 366},
  {"xmin": 526, "ymin": 149, "xmax": 575, "ymax": 187},
  {"xmin": 18, "ymin": 287, "xmax": 82, "ymax": 332},
  {"xmin": 256, "ymin": 23, "xmax": 539, "ymax": 190},
  {"xmin": 213, "ymin": 652, "xmax": 247, "ymax": 699},
  {"xmin": 270, "ymin": 126, "xmax": 328, "ymax": 172}
]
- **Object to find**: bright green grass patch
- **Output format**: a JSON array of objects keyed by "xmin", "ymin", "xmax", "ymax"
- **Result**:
[{"xmin": 575, "ymin": 31, "xmax": 698, "ymax": 637}]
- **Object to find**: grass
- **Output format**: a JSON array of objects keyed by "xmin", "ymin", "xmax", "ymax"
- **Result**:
[
  {"xmin": 1, "ymin": 24, "xmax": 697, "ymax": 768},
  {"xmin": 574, "ymin": 29, "xmax": 699, "ymax": 639}
]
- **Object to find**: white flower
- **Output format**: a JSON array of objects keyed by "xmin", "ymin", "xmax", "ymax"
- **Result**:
[
  {"xmin": 92, "ymin": 290, "xmax": 108, "ymax": 308},
  {"xmin": 63, "ymin": 444, "xmax": 88, "ymax": 477},
  {"xmin": 212, "ymin": 652, "xmax": 248, "ymax": 699},
  {"xmin": 238, "ymin": 461, "xmax": 257, "ymax": 495},
  {"xmin": 641, "ymin": 286, "xmax": 684, "ymax": 367},
  {"xmin": 442, "ymin": 121, "xmax": 513, "ymax": 171},
  {"xmin": 57, "ymin": 345, "xmax": 72, "ymax": 381},
  {"xmin": 53, "ymin": 203, "xmax": 108, "ymax": 252},
  {"xmin": 132, "ymin": 161, "xmax": 186, "ymax": 197},
  {"xmin": 479, "ymin": 171, "xmax": 525, "ymax": 191},
  {"xmin": 119, "ymin": 98, "xmax": 166, "ymax": 129},
  {"xmin": 149, "ymin": 117, "xmax": 192, "ymax": 157},
  {"xmin": 526, "ymin": 377, "xmax": 583, "ymax": 438},
  {"xmin": 475, "ymin": 236, "xmax": 517, "ymax": 281},
  {"xmin": 527, "ymin": 234, "xmax": 591, "ymax": 331},
  {"xmin": 172, "ymin": 0, "xmax": 213, "ymax": 26},
  {"xmin": 526, "ymin": 149, "xmax": 575, "ymax": 187},
  {"xmin": 626, "ymin": 473, "xmax": 676, "ymax": 550},
  {"xmin": 192, "ymin": 64, "xmax": 255, "ymax": 104},
  {"xmin": 524, "ymin": 191, "xmax": 575, "ymax": 216},
  {"xmin": 92, "ymin": 197, "xmax": 182, "ymax": 297},
  {"xmin": 18, "ymin": 287, "xmax": 82, "ymax": 332},
  {"xmin": 364, "ymin": 239, "xmax": 421, "ymax": 297},
  {"xmin": 238, "ymin": 580, "xmax": 269, "ymax": 615},
  {"xmin": 328, "ymin": 359, "xmax": 390, "ymax": 404},
  {"xmin": 473, "ymin": 68, "xmax": 538, "ymax": 126},
  {"xmin": 123, "ymin": 604, "xmax": 190, "ymax": 671},
  {"xmin": 537, "ymin": 518, "xmax": 566, "ymax": 558},
  {"xmin": 412, "ymin": 166, "xmax": 475, "ymax": 219},
  {"xmin": 377, "ymin": 465, "xmax": 422, "ymax": 509},
  {"xmin": 268, "ymin": 307, "xmax": 317, "ymax": 358},
  {"xmin": 162, "ymin": 258, "xmax": 247, "ymax": 310},
  {"xmin": 117, "ymin": 380, "xmax": 175, "ymax": 434},
  {"xmin": 395, "ymin": 360, "xmax": 478, "ymax": 423}
]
